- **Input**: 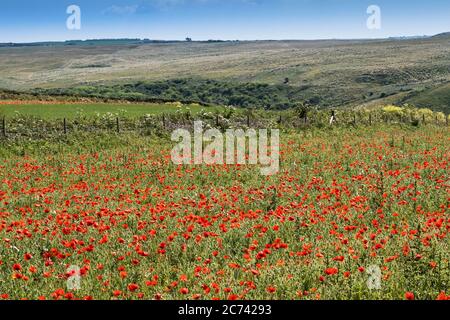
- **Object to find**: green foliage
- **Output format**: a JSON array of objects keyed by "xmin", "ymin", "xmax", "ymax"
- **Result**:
[{"xmin": 35, "ymin": 79, "xmax": 315, "ymax": 110}]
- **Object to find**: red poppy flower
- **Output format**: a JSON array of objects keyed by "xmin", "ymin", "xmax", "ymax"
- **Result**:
[
  {"xmin": 154, "ymin": 293, "xmax": 162, "ymax": 300},
  {"xmin": 180, "ymin": 288, "xmax": 189, "ymax": 295},
  {"xmin": 179, "ymin": 274, "xmax": 188, "ymax": 282},
  {"xmin": 325, "ymin": 267, "xmax": 338, "ymax": 275},
  {"xmin": 128, "ymin": 284, "xmax": 139, "ymax": 292},
  {"xmin": 405, "ymin": 292, "xmax": 415, "ymax": 300},
  {"xmin": 113, "ymin": 290, "xmax": 122, "ymax": 297},
  {"xmin": 266, "ymin": 286, "xmax": 276, "ymax": 293},
  {"xmin": 12, "ymin": 264, "xmax": 22, "ymax": 271},
  {"xmin": 436, "ymin": 292, "xmax": 449, "ymax": 300}
]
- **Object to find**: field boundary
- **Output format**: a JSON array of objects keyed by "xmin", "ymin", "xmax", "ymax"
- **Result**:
[{"xmin": 0, "ymin": 107, "xmax": 448, "ymax": 142}]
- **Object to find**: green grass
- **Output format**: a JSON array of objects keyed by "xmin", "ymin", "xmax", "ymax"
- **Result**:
[
  {"xmin": 0, "ymin": 102, "xmax": 220, "ymax": 119},
  {"xmin": 403, "ymin": 83, "xmax": 450, "ymax": 114}
]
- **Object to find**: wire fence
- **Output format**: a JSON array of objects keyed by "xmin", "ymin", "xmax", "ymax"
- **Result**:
[{"xmin": 0, "ymin": 109, "xmax": 448, "ymax": 141}]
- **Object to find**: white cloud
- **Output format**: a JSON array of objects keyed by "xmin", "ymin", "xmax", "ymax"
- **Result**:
[{"xmin": 103, "ymin": 4, "xmax": 139, "ymax": 15}]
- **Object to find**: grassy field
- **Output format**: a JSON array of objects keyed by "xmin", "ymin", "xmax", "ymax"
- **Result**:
[
  {"xmin": 0, "ymin": 125, "xmax": 448, "ymax": 300},
  {"xmin": 0, "ymin": 102, "xmax": 220, "ymax": 119}
]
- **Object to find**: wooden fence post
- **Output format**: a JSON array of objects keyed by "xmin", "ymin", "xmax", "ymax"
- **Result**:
[
  {"xmin": 422, "ymin": 114, "xmax": 426, "ymax": 125},
  {"xmin": 369, "ymin": 113, "xmax": 372, "ymax": 126},
  {"xmin": 116, "ymin": 117, "xmax": 120, "ymax": 133},
  {"xmin": 216, "ymin": 114, "xmax": 219, "ymax": 127},
  {"xmin": 2, "ymin": 117, "xmax": 5, "ymax": 137},
  {"xmin": 162, "ymin": 114, "xmax": 166, "ymax": 129},
  {"xmin": 63, "ymin": 118, "xmax": 67, "ymax": 134}
]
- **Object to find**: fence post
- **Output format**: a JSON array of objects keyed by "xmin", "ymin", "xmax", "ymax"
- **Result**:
[
  {"xmin": 63, "ymin": 118, "xmax": 67, "ymax": 134},
  {"xmin": 247, "ymin": 114, "xmax": 250, "ymax": 127},
  {"xmin": 162, "ymin": 114, "xmax": 166, "ymax": 129},
  {"xmin": 278, "ymin": 114, "xmax": 282, "ymax": 124},
  {"xmin": 353, "ymin": 113, "xmax": 356, "ymax": 125},
  {"xmin": 2, "ymin": 117, "xmax": 5, "ymax": 137},
  {"xmin": 330, "ymin": 110, "xmax": 336, "ymax": 125},
  {"xmin": 216, "ymin": 114, "xmax": 219, "ymax": 127},
  {"xmin": 116, "ymin": 117, "xmax": 120, "ymax": 133},
  {"xmin": 369, "ymin": 113, "xmax": 372, "ymax": 126},
  {"xmin": 422, "ymin": 114, "xmax": 426, "ymax": 125}
]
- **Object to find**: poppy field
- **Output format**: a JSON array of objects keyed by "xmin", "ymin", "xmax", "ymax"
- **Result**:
[{"xmin": 0, "ymin": 125, "xmax": 449, "ymax": 300}]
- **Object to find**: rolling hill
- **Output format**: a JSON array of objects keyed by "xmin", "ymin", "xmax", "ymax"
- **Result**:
[{"xmin": 0, "ymin": 34, "xmax": 449, "ymax": 111}]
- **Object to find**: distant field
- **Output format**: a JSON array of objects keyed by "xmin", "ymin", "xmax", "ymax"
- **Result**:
[
  {"xmin": 0, "ymin": 102, "xmax": 218, "ymax": 119},
  {"xmin": 1, "ymin": 37, "xmax": 449, "ymax": 110}
]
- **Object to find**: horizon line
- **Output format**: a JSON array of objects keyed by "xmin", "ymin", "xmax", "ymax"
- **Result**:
[{"xmin": 1, "ymin": 33, "xmax": 445, "ymax": 45}]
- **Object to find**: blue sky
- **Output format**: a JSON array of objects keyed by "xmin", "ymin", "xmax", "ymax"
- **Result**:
[{"xmin": 1, "ymin": 0, "xmax": 449, "ymax": 42}]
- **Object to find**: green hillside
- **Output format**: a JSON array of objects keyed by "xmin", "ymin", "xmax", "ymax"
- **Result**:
[{"xmin": 403, "ymin": 83, "xmax": 450, "ymax": 114}]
